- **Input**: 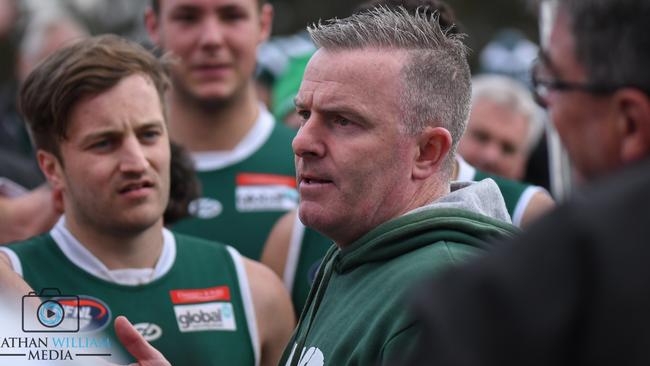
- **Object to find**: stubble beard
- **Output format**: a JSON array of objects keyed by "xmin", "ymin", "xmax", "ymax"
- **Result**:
[{"xmin": 171, "ymin": 72, "xmax": 247, "ymax": 115}]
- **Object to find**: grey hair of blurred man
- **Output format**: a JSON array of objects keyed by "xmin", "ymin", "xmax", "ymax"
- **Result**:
[{"xmin": 471, "ymin": 74, "xmax": 544, "ymax": 154}]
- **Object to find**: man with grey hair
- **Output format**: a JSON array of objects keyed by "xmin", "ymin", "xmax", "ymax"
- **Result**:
[
  {"xmin": 456, "ymin": 74, "xmax": 554, "ymax": 227},
  {"xmin": 280, "ymin": 6, "xmax": 516, "ymax": 366},
  {"xmin": 459, "ymin": 74, "xmax": 543, "ymax": 181},
  {"xmin": 103, "ymin": 6, "xmax": 516, "ymax": 365}
]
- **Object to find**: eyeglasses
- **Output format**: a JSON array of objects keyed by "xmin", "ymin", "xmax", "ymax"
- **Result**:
[
  {"xmin": 531, "ymin": 55, "xmax": 620, "ymax": 107},
  {"xmin": 531, "ymin": 51, "xmax": 650, "ymax": 108}
]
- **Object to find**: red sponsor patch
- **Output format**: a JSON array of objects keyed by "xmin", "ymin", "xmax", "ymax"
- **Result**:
[
  {"xmin": 236, "ymin": 173, "xmax": 296, "ymax": 188},
  {"xmin": 170, "ymin": 286, "xmax": 231, "ymax": 305}
]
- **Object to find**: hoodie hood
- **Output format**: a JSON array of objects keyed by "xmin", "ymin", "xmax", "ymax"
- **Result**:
[
  {"xmin": 412, "ymin": 179, "xmax": 511, "ymax": 222},
  {"xmin": 335, "ymin": 179, "xmax": 516, "ymax": 273}
]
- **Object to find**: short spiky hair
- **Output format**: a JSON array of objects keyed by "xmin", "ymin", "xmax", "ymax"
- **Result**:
[
  {"xmin": 19, "ymin": 35, "xmax": 170, "ymax": 160},
  {"xmin": 308, "ymin": 6, "xmax": 471, "ymax": 166},
  {"xmin": 355, "ymin": 0, "xmax": 461, "ymax": 35}
]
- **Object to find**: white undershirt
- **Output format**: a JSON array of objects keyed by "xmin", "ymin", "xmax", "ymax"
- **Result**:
[
  {"xmin": 192, "ymin": 103, "xmax": 275, "ymax": 171},
  {"xmin": 1, "ymin": 217, "xmax": 176, "ymax": 286}
]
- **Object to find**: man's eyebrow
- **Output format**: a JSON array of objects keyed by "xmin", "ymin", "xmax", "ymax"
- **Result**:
[
  {"xmin": 78, "ymin": 129, "xmax": 119, "ymax": 145},
  {"xmin": 136, "ymin": 120, "xmax": 166, "ymax": 130},
  {"xmin": 171, "ymin": 4, "xmax": 200, "ymax": 13},
  {"xmin": 293, "ymin": 97, "xmax": 305, "ymax": 109},
  {"xmin": 79, "ymin": 120, "xmax": 165, "ymax": 143}
]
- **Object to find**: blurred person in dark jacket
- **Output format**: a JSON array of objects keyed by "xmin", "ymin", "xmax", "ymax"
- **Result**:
[{"xmin": 407, "ymin": 0, "xmax": 650, "ymax": 364}]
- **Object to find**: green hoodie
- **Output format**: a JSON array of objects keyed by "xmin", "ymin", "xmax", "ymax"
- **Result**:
[{"xmin": 281, "ymin": 180, "xmax": 518, "ymax": 366}]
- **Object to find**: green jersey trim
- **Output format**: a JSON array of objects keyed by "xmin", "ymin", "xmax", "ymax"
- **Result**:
[{"xmin": 226, "ymin": 246, "xmax": 261, "ymax": 366}]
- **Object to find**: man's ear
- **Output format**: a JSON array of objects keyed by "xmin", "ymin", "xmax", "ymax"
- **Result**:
[
  {"xmin": 144, "ymin": 8, "xmax": 161, "ymax": 46},
  {"xmin": 258, "ymin": 3, "xmax": 274, "ymax": 44},
  {"xmin": 413, "ymin": 126, "xmax": 452, "ymax": 180},
  {"xmin": 37, "ymin": 150, "xmax": 65, "ymax": 192},
  {"xmin": 615, "ymin": 89, "xmax": 650, "ymax": 163}
]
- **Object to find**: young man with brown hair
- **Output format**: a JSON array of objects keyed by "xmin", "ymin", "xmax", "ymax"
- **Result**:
[{"xmin": 0, "ymin": 35, "xmax": 293, "ymax": 366}]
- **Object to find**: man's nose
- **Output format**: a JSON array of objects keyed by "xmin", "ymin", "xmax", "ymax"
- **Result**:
[
  {"xmin": 482, "ymin": 142, "xmax": 503, "ymax": 164},
  {"xmin": 199, "ymin": 17, "xmax": 225, "ymax": 49},
  {"xmin": 120, "ymin": 137, "xmax": 149, "ymax": 174},
  {"xmin": 292, "ymin": 118, "xmax": 326, "ymax": 158}
]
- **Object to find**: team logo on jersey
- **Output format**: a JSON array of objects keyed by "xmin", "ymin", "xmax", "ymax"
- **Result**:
[
  {"xmin": 57, "ymin": 295, "xmax": 111, "ymax": 333},
  {"xmin": 188, "ymin": 197, "xmax": 223, "ymax": 219},
  {"xmin": 133, "ymin": 322, "xmax": 163, "ymax": 342},
  {"xmin": 170, "ymin": 286, "xmax": 236, "ymax": 333},
  {"xmin": 235, "ymin": 173, "xmax": 298, "ymax": 212}
]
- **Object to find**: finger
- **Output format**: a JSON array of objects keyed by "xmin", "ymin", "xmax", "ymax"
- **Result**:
[{"xmin": 114, "ymin": 315, "xmax": 166, "ymax": 363}]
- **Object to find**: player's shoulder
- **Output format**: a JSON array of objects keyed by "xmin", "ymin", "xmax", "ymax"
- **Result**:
[
  {"xmin": 171, "ymin": 231, "xmax": 231, "ymax": 253},
  {"xmin": 5, "ymin": 233, "xmax": 55, "ymax": 253}
]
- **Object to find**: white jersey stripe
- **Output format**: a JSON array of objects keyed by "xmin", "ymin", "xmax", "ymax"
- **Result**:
[
  {"xmin": 0, "ymin": 247, "xmax": 23, "ymax": 276},
  {"xmin": 226, "ymin": 246, "xmax": 261, "ymax": 366},
  {"xmin": 283, "ymin": 211, "xmax": 305, "ymax": 292}
]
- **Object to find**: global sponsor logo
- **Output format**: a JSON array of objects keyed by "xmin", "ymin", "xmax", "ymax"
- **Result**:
[
  {"xmin": 173, "ymin": 302, "xmax": 236, "ymax": 333},
  {"xmin": 188, "ymin": 197, "xmax": 223, "ymax": 219},
  {"xmin": 58, "ymin": 295, "xmax": 111, "ymax": 333}
]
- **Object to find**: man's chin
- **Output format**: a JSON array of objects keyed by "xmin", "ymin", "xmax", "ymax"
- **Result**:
[
  {"xmin": 184, "ymin": 88, "xmax": 239, "ymax": 111},
  {"xmin": 173, "ymin": 77, "xmax": 239, "ymax": 108},
  {"xmin": 298, "ymin": 203, "xmax": 337, "ymax": 235},
  {"xmin": 111, "ymin": 210, "xmax": 164, "ymax": 235}
]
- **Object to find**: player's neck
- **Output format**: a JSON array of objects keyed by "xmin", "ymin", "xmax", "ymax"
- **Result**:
[
  {"xmin": 167, "ymin": 84, "xmax": 260, "ymax": 152},
  {"xmin": 64, "ymin": 215, "xmax": 165, "ymax": 270}
]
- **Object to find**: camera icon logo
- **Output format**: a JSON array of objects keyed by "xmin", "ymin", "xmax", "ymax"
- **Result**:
[
  {"xmin": 22, "ymin": 288, "xmax": 80, "ymax": 333},
  {"xmin": 37, "ymin": 300, "xmax": 65, "ymax": 328}
]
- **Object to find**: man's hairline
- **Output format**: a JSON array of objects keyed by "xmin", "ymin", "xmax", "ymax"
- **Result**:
[{"xmin": 46, "ymin": 72, "xmax": 169, "ymax": 159}]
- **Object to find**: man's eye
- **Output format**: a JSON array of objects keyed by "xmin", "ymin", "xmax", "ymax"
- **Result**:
[
  {"xmin": 172, "ymin": 12, "xmax": 199, "ymax": 23},
  {"xmin": 502, "ymin": 143, "xmax": 517, "ymax": 155},
  {"xmin": 221, "ymin": 9, "xmax": 247, "ymax": 22},
  {"xmin": 90, "ymin": 139, "xmax": 113, "ymax": 151},
  {"xmin": 298, "ymin": 110, "xmax": 311, "ymax": 121},
  {"xmin": 334, "ymin": 117, "xmax": 351, "ymax": 126},
  {"xmin": 472, "ymin": 130, "xmax": 490, "ymax": 143},
  {"xmin": 140, "ymin": 130, "xmax": 162, "ymax": 143}
]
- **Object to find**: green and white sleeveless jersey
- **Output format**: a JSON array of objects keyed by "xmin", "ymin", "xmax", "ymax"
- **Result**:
[
  {"xmin": 173, "ymin": 106, "xmax": 297, "ymax": 260},
  {"xmin": 1, "ymin": 219, "xmax": 260, "ymax": 366},
  {"xmin": 456, "ymin": 156, "xmax": 547, "ymax": 227}
]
